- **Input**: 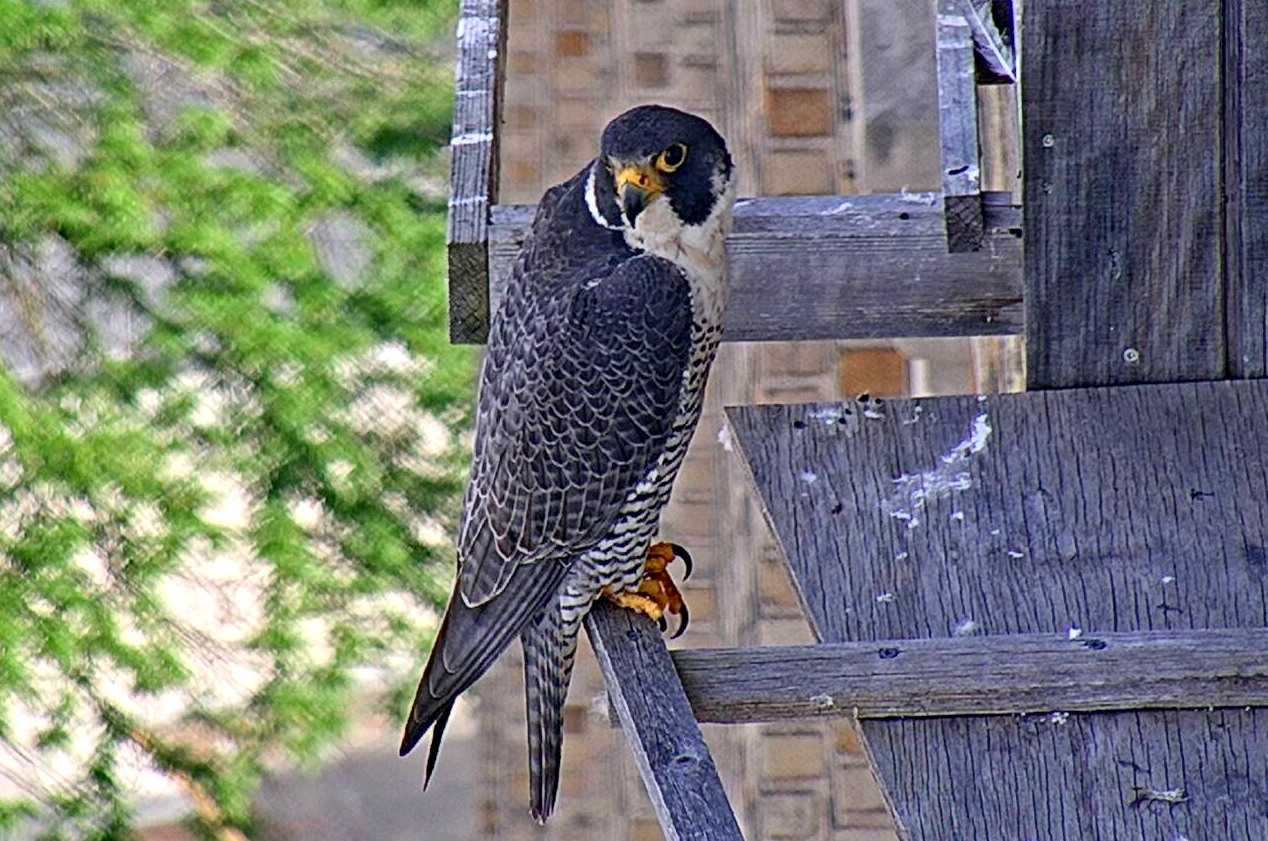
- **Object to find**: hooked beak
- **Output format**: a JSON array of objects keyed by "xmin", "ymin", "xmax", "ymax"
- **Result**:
[{"xmin": 613, "ymin": 164, "xmax": 664, "ymax": 225}]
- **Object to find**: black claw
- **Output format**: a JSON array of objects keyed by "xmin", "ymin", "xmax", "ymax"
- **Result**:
[
  {"xmin": 669, "ymin": 542, "xmax": 693, "ymax": 580},
  {"xmin": 658, "ymin": 614, "xmax": 669, "ymax": 633},
  {"xmin": 671, "ymin": 604, "xmax": 690, "ymax": 639}
]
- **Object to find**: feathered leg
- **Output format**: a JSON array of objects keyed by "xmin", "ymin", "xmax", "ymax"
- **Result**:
[{"xmin": 521, "ymin": 599, "xmax": 581, "ymax": 823}]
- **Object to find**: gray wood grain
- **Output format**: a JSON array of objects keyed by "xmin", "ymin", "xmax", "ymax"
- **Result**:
[
  {"xmin": 445, "ymin": 0, "xmax": 506, "ymax": 343},
  {"xmin": 730, "ymin": 381, "xmax": 1268, "ymax": 645},
  {"xmin": 728, "ymin": 379, "xmax": 1268, "ymax": 840},
  {"xmin": 672, "ymin": 629, "xmax": 1268, "ymax": 723},
  {"xmin": 475, "ymin": 193, "xmax": 1023, "ymax": 344},
  {"xmin": 866, "ymin": 710, "xmax": 1268, "ymax": 841},
  {"xmin": 1226, "ymin": 0, "xmax": 1268, "ymax": 378},
  {"xmin": 585, "ymin": 602, "xmax": 744, "ymax": 841},
  {"xmin": 936, "ymin": 3, "xmax": 983, "ymax": 252},
  {"xmin": 1023, "ymin": 1, "xmax": 1225, "ymax": 388}
]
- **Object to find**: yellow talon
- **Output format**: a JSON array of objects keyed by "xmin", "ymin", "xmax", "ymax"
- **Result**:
[{"xmin": 602, "ymin": 542, "xmax": 692, "ymax": 638}]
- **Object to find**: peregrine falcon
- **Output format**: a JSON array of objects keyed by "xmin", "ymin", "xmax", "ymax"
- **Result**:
[{"xmin": 400, "ymin": 104, "xmax": 735, "ymax": 822}]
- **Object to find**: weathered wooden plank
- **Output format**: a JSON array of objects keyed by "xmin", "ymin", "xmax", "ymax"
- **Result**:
[
  {"xmin": 1006, "ymin": 9, "xmax": 1257, "ymax": 837},
  {"xmin": 866, "ymin": 709, "xmax": 1268, "ymax": 841},
  {"xmin": 446, "ymin": 0, "xmax": 507, "ymax": 343},
  {"xmin": 936, "ymin": 3, "xmax": 984, "ymax": 252},
  {"xmin": 1023, "ymin": 2, "xmax": 1225, "ymax": 388},
  {"xmin": 1226, "ymin": 0, "xmax": 1268, "ymax": 378},
  {"xmin": 729, "ymin": 382, "xmax": 1268, "ymax": 647},
  {"xmin": 672, "ymin": 629, "xmax": 1268, "ymax": 724},
  {"xmin": 584, "ymin": 602, "xmax": 744, "ymax": 841},
  {"xmin": 481, "ymin": 193, "xmax": 1023, "ymax": 344},
  {"xmin": 728, "ymin": 378, "xmax": 1268, "ymax": 841}
]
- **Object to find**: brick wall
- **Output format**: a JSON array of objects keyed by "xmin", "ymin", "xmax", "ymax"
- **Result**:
[{"xmin": 478, "ymin": 2, "xmax": 968, "ymax": 838}]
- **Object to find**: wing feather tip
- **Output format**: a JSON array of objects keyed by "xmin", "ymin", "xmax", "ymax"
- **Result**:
[
  {"xmin": 399, "ymin": 700, "xmax": 455, "ymax": 787},
  {"xmin": 423, "ymin": 701, "xmax": 453, "ymax": 787}
]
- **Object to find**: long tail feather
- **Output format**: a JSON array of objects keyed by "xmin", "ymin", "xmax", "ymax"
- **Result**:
[{"xmin": 521, "ymin": 603, "xmax": 580, "ymax": 823}]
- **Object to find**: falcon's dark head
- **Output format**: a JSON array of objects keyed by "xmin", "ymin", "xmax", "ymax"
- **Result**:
[{"xmin": 587, "ymin": 105, "xmax": 734, "ymax": 238}]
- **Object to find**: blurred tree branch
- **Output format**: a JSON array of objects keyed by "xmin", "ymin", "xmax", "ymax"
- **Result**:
[{"xmin": 0, "ymin": 0, "xmax": 468, "ymax": 836}]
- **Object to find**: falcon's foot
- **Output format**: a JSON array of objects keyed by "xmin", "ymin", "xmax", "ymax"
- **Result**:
[{"xmin": 602, "ymin": 542, "xmax": 692, "ymax": 639}]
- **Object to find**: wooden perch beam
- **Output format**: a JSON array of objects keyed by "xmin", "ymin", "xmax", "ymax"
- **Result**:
[
  {"xmin": 937, "ymin": 2, "xmax": 985, "ymax": 252},
  {"xmin": 447, "ymin": 0, "xmax": 507, "ymax": 343},
  {"xmin": 672, "ymin": 629, "xmax": 1268, "ymax": 724},
  {"xmin": 473, "ymin": 192, "xmax": 1023, "ymax": 344},
  {"xmin": 585, "ymin": 602, "xmax": 743, "ymax": 841}
]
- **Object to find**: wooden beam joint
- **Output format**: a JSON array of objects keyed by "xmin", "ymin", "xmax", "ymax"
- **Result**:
[
  {"xmin": 937, "ymin": 2, "xmax": 985, "ymax": 252},
  {"xmin": 446, "ymin": 0, "xmax": 508, "ymax": 343}
]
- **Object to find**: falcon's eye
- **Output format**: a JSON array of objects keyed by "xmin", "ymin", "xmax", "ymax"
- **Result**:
[{"xmin": 655, "ymin": 143, "xmax": 687, "ymax": 173}]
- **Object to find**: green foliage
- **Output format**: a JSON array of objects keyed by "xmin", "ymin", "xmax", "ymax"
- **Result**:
[{"xmin": 1, "ymin": 0, "xmax": 469, "ymax": 836}]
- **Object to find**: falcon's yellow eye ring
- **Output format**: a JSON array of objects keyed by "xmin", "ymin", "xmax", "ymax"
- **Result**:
[{"xmin": 655, "ymin": 143, "xmax": 688, "ymax": 173}]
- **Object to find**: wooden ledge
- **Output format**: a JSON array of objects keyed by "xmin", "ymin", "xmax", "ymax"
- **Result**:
[
  {"xmin": 671, "ymin": 629, "xmax": 1268, "ymax": 724},
  {"xmin": 455, "ymin": 192, "xmax": 1024, "ymax": 344}
]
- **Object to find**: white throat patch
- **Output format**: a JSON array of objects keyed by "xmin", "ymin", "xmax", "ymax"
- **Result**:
[
  {"xmin": 624, "ymin": 176, "xmax": 736, "ymax": 275},
  {"xmin": 623, "ymin": 174, "xmax": 736, "ymax": 333}
]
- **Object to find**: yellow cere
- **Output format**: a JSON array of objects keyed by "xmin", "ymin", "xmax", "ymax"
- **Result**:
[{"xmin": 614, "ymin": 165, "xmax": 664, "ymax": 195}]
